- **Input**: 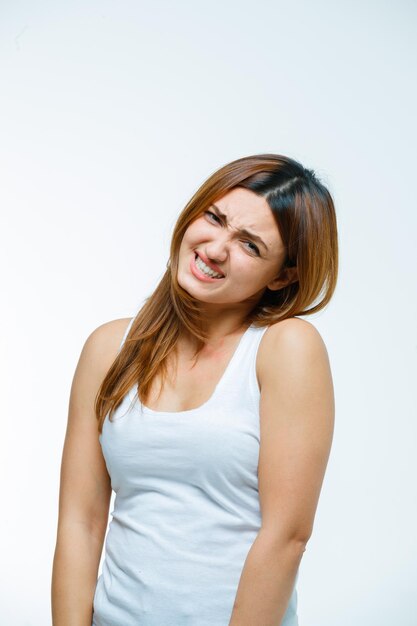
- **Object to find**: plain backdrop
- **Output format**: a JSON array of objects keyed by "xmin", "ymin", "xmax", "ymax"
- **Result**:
[{"xmin": 1, "ymin": 1, "xmax": 416, "ymax": 624}]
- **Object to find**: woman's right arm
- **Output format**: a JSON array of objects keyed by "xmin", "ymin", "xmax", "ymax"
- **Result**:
[{"xmin": 51, "ymin": 318, "xmax": 132, "ymax": 626}]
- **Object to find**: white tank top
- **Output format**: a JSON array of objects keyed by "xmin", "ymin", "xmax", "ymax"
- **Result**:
[{"xmin": 92, "ymin": 318, "xmax": 299, "ymax": 626}]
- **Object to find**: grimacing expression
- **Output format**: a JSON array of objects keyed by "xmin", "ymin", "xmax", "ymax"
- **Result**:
[{"xmin": 177, "ymin": 187, "xmax": 288, "ymax": 306}]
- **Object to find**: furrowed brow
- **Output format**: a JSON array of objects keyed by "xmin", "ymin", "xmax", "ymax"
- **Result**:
[{"xmin": 210, "ymin": 204, "xmax": 268, "ymax": 252}]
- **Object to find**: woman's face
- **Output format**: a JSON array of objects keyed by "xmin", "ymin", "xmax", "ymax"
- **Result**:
[{"xmin": 177, "ymin": 187, "xmax": 290, "ymax": 312}]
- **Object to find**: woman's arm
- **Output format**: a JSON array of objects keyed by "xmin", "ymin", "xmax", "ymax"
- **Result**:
[
  {"xmin": 51, "ymin": 319, "xmax": 131, "ymax": 626},
  {"xmin": 228, "ymin": 318, "xmax": 335, "ymax": 626}
]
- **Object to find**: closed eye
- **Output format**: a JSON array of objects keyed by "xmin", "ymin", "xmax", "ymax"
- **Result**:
[{"xmin": 204, "ymin": 210, "xmax": 260, "ymax": 256}]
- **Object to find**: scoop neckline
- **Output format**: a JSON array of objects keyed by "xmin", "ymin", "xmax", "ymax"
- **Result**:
[{"xmin": 127, "ymin": 323, "xmax": 255, "ymax": 415}]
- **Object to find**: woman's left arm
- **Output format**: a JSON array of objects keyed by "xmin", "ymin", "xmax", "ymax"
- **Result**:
[{"xmin": 228, "ymin": 319, "xmax": 335, "ymax": 626}]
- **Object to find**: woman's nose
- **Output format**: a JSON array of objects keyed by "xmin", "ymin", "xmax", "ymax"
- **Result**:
[
  {"xmin": 205, "ymin": 238, "xmax": 228, "ymax": 263},
  {"xmin": 208, "ymin": 226, "xmax": 232, "ymax": 252}
]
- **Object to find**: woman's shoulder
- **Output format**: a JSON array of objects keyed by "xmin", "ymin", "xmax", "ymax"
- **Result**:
[
  {"xmin": 263, "ymin": 316, "xmax": 323, "ymax": 343},
  {"xmin": 67, "ymin": 318, "xmax": 134, "ymax": 425},
  {"xmin": 82, "ymin": 317, "xmax": 134, "ymax": 372},
  {"xmin": 88, "ymin": 316, "xmax": 133, "ymax": 346},
  {"xmin": 257, "ymin": 317, "xmax": 330, "ymax": 385}
]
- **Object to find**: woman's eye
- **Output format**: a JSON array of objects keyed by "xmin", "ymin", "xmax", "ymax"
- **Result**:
[
  {"xmin": 205, "ymin": 210, "xmax": 221, "ymax": 223},
  {"xmin": 244, "ymin": 241, "xmax": 260, "ymax": 255}
]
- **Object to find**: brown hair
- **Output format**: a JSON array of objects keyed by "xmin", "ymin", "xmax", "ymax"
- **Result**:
[{"xmin": 95, "ymin": 153, "xmax": 338, "ymax": 431}]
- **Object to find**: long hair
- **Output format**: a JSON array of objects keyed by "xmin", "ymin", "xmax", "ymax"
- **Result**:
[{"xmin": 95, "ymin": 153, "xmax": 338, "ymax": 432}]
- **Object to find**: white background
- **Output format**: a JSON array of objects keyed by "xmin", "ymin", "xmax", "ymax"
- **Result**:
[{"xmin": 1, "ymin": 1, "xmax": 416, "ymax": 624}]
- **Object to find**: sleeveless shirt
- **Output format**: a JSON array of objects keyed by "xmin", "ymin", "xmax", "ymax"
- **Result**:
[{"xmin": 92, "ymin": 318, "xmax": 299, "ymax": 626}]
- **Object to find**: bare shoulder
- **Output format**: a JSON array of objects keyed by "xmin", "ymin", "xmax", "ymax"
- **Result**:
[
  {"xmin": 262, "ymin": 315, "xmax": 326, "ymax": 348},
  {"xmin": 83, "ymin": 317, "xmax": 133, "ymax": 370},
  {"xmin": 257, "ymin": 316, "xmax": 331, "ymax": 389},
  {"xmin": 70, "ymin": 317, "xmax": 134, "ymax": 400}
]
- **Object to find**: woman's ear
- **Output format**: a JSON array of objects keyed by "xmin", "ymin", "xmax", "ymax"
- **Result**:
[{"xmin": 266, "ymin": 266, "xmax": 299, "ymax": 291}]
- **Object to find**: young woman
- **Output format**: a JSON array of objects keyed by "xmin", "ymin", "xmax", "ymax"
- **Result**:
[{"xmin": 51, "ymin": 153, "xmax": 337, "ymax": 626}]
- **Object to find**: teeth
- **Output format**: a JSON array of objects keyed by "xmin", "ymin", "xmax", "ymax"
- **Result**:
[{"xmin": 195, "ymin": 254, "xmax": 223, "ymax": 278}]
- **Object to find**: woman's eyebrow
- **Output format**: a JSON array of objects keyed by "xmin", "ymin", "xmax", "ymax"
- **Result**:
[{"xmin": 210, "ymin": 204, "xmax": 268, "ymax": 252}]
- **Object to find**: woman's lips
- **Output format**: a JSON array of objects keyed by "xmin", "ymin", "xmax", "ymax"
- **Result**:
[
  {"xmin": 190, "ymin": 252, "xmax": 225, "ymax": 282},
  {"xmin": 195, "ymin": 250, "xmax": 225, "ymax": 276}
]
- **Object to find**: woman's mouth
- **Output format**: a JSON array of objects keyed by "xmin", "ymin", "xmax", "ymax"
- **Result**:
[{"xmin": 190, "ymin": 252, "xmax": 225, "ymax": 282}]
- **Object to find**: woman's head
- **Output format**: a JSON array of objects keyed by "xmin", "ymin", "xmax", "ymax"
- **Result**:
[
  {"xmin": 176, "ymin": 186, "xmax": 297, "ymax": 320},
  {"xmin": 170, "ymin": 153, "xmax": 338, "ymax": 327},
  {"xmin": 96, "ymin": 153, "xmax": 338, "ymax": 429}
]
